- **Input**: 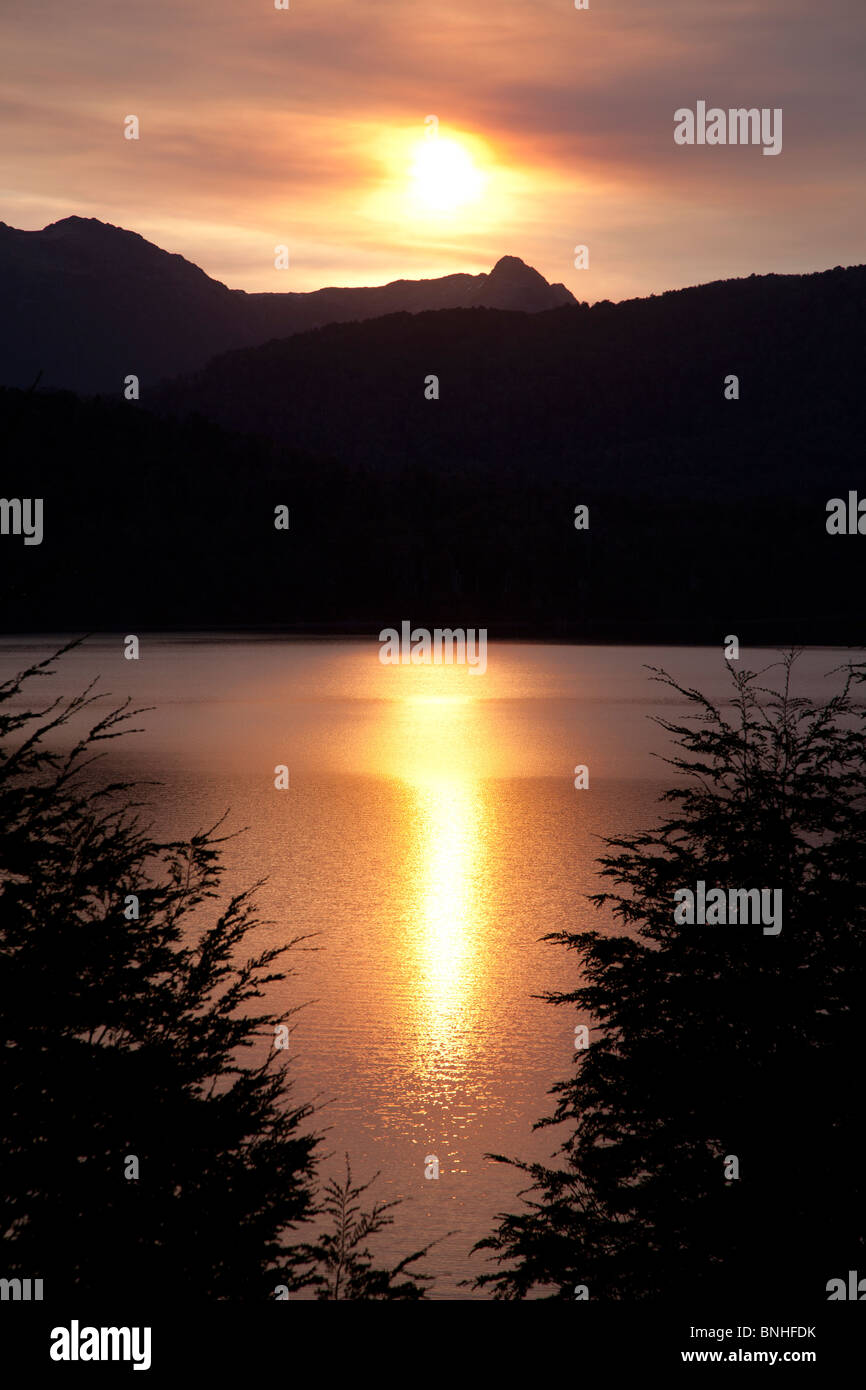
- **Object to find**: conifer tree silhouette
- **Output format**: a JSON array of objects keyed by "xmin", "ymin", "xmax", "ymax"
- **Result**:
[
  {"xmin": 0, "ymin": 642, "xmax": 319, "ymax": 1300},
  {"xmin": 474, "ymin": 654, "xmax": 866, "ymax": 1300}
]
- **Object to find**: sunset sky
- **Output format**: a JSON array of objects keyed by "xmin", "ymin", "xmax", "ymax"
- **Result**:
[{"xmin": 2, "ymin": 0, "xmax": 864, "ymax": 298}]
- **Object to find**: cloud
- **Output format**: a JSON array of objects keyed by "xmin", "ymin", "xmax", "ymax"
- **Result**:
[{"xmin": 2, "ymin": 0, "xmax": 864, "ymax": 297}]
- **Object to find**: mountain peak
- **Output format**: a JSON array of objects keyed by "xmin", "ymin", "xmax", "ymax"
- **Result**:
[
  {"xmin": 470, "ymin": 255, "xmax": 576, "ymax": 310},
  {"xmin": 43, "ymin": 215, "xmax": 129, "ymax": 237},
  {"xmin": 489, "ymin": 254, "xmax": 543, "ymax": 279}
]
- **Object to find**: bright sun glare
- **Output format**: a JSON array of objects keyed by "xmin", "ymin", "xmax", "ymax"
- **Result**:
[{"xmin": 408, "ymin": 137, "xmax": 485, "ymax": 212}]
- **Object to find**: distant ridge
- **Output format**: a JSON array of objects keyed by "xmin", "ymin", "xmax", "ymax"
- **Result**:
[
  {"xmin": 0, "ymin": 216, "xmax": 576, "ymax": 393},
  {"xmin": 1, "ymin": 256, "xmax": 864, "ymax": 640},
  {"xmin": 151, "ymin": 259, "xmax": 866, "ymax": 498}
]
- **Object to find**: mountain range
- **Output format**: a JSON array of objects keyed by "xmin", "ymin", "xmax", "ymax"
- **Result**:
[
  {"xmin": 0, "ymin": 216, "xmax": 575, "ymax": 394},
  {"xmin": 152, "ymin": 260, "xmax": 866, "ymax": 500},
  {"xmin": 1, "ymin": 215, "xmax": 864, "ymax": 639}
]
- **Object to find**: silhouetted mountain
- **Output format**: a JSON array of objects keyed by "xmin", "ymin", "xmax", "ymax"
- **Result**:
[
  {"xmin": 1, "ymin": 258, "xmax": 863, "ymax": 639},
  {"xmin": 0, "ymin": 360, "xmax": 862, "ymax": 642},
  {"xmin": 464, "ymin": 254, "xmax": 574, "ymax": 311},
  {"xmin": 0, "ymin": 217, "xmax": 575, "ymax": 393},
  {"xmin": 153, "ymin": 262, "xmax": 866, "ymax": 503}
]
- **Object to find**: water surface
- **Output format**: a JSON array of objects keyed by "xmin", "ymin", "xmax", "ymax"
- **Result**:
[{"xmin": 1, "ymin": 637, "xmax": 851, "ymax": 1297}]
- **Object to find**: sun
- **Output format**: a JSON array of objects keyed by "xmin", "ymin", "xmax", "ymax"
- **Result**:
[{"xmin": 408, "ymin": 137, "xmax": 485, "ymax": 213}]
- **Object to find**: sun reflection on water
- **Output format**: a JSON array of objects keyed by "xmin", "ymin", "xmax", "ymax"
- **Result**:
[
  {"xmin": 373, "ymin": 673, "xmax": 495, "ymax": 1091},
  {"xmin": 411, "ymin": 774, "xmax": 487, "ymax": 1071}
]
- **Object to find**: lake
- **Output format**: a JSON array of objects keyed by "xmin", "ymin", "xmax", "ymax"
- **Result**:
[{"xmin": 0, "ymin": 636, "xmax": 853, "ymax": 1298}]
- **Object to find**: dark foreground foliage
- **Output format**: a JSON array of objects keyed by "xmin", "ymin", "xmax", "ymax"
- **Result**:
[
  {"xmin": 0, "ymin": 644, "xmax": 429, "ymax": 1300},
  {"xmin": 474, "ymin": 653, "xmax": 866, "ymax": 1301},
  {"xmin": 294, "ymin": 1156, "xmax": 437, "ymax": 1300}
]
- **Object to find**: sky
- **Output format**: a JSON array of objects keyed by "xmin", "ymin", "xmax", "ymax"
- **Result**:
[{"xmin": 2, "ymin": 0, "xmax": 864, "ymax": 298}]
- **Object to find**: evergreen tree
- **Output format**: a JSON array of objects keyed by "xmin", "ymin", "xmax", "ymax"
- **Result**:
[
  {"xmin": 0, "ymin": 642, "xmax": 319, "ymax": 1300},
  {"xmin": 474, "ymin": 653, "xmax": 866, "ymax": 1300}
]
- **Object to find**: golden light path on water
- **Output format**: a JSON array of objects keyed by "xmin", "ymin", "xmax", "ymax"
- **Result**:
[
  {"xmin": 411, "ymin": 774, "xmax": 485, "ymax": 1073},
  {"xmin": 366, "ymin": 670, "xmax": 497, "ymax": 1102}
]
